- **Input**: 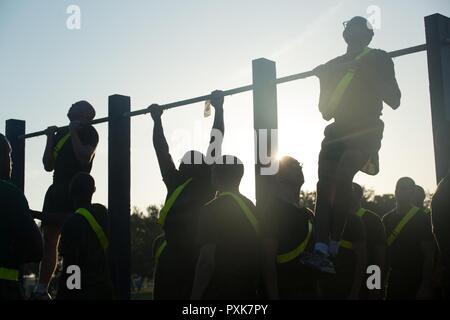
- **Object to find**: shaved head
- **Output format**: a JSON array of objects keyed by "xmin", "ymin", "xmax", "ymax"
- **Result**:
[{"xmin": 68, "ymin": 100, "xmax": 96, "ymax": 122}]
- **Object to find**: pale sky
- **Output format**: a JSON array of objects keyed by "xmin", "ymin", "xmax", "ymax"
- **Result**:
[{"xmin": 1, "ymin": 0, "xmax": 449, "ymax": 212}]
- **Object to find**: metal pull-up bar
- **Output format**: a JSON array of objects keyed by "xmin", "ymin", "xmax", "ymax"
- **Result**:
[{"xmin": 20, "ymin": 40, "xmax": 445, "ymax": 140}]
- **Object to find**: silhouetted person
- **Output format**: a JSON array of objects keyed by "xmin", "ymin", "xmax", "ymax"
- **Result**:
[
  {"xmin": 382, "ymin": 177, "xmax": 435, "ymax": 299},
  {"xmin": 56, "ymin": 173, "xmax": 112, "ymax": 300},
  {"xmin": 414, "ymin": 185, "xmax": 430, "ymax": 213},
  {"xmin": 260, "ymin": 156, "xmax": 316, "ymax": 299},
  {"xmin": 431, "ymin": 168, "xmax": 450, "ymax": 299},
  {"xmin": 34, "ymin": 100, "xmax": 99, "ymax": 299},
  {"xmin": 302, "ymin": 16, "xmax": 401, "ymax": 273},
  {"xmin": 351, "ymin": 183, "xmax": 386, "ymax": 300},
  {"xmin": 192, "ymin": 155, "xmax": 260, "ymax": 300},
  {"xmin": 0, "ymin": 134, "xmax": 42, "ymax": 300},
  {"xmin": 319, "ymin": 183, "xmax": 366, "ymax": 300},
  {"xmin": 150, "ymin": 90, "xmax": 224, "ymax": 300}
]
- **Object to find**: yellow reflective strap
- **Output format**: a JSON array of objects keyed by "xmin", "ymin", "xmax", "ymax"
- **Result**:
[
  {"xmin": 75, "ymin": 208, "xmax": 109, "ymax": 252},
  {"xmin": 339, "ymin": 239, "xmax": 353, "ymax": 250},
  {"xmin": 387, "ymin": 206, "xmax": 420, "ymax": 247},
  {"xmin": 327, "ymin": 47, "xmax": 372, "ymax": 115},
  {"xmin": 355, "ymin": 208, "xmax": 367, "ymax": 218},
  {"xmin": 218, "ymin": 192, "xmax": 260, "ymax": 235},
  {"xmin": 424, "ymin": 208, "xmax": 431, "ymax": 215},
  {"xmin": 52, "ymin": 133, "xmax": 71, "ymax": 160},
  {"xmin": 158, "ymin": 178, "xmax": 193, "ymax": 226},
  {"xmin": 277, "ymin": 220, "xmax": 313, "ymax": 264},
  {"xmin": 0, "ymin": 267, "xmax": 19, "ymax": 281},
  {"xmin": 155, "ymin": 240, "xmax": 167, "ymax": 261}
]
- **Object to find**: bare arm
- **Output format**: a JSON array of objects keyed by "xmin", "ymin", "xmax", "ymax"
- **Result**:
[
  {"xmin": 372, "ymin": 54, "xmax": 401, "ymax": 110},
  {"xmin": 191, "ymin": 244, "xmax": 216, "ymax": 300},
  {"xmin": 348, "ymin": 241, "xmax": 367, "ymax": 300},
  {"xmin": 69, "ymin": 121, "xmax": 96, "ymax": 166},
  {"xmin": 261, "ymin": 238, "xmax": 279, "ymax": 300},
  {"xmin": 150, "ymin": 105, "xmax": 177, "ymax": 180},
  {"xmin": 42, "ymin": 126, "xmax": 57, "ymax": 172},
  {"xmin": 206, "ymin": 90, "xmax": 224, "ymax": 162}
]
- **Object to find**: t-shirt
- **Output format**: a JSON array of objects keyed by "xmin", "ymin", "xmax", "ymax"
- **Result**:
[
  {"xmin": 432, "ymin": 173, "xmax": 450, "ymax": 268},
  {"xmin": 52, "ymin": 126, "xmax": 99, "ymax": 184},
  {"xmin": 161, "ymin": 166, "xmax": 214, "ymax": 249},
  {"xmin": 197, "ymin": 194, "xmax": 260, "ymax": 299},
  {"xmin": 0, "ymin": 179, "xmax": 42, "ymax": 270},
  {"xmin": 317, "ymin": 48, "xmax": 398, "ymax": 124},
  {"xmin": 321, "ymin": 213, "xmax": 366, "ymax": 299},
  {"xmin": 57, "ymin": 203, "xmax": 113, "ymax": 299},
  {"xmin": 260, "ymin": 198, "xmax": 316, "ymax": 298},
  {"xmin": 382, "ymin": 208, "xmax": 434, "ymax": 282}
]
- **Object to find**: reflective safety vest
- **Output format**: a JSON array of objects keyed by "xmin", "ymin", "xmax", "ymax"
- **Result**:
[
  {"xmin": 326, "ymin": 47, "xmax": 372, "ymax": 117},
  {"xmin": 52, "ymin": 133, "xmax": 71, "ymax": 160},
  {"xmin": 277, "ymin": 220, "xmax": 313, "ymax": 264},
  {"xmin": 0, "ymin": 267, "xmax": 19, "ymax": 281},
  {"xmin": 217, "ymin": 192, "xmax": 260, "ymax": 235},
  {"xmin": 158, "ymin": 178, "xmax": 193, "ymax": 227},
  {"xmin": 386, "ymin": 206, "xmax": 420, "ymax": 247},
  {"xmin": 75, "ymin": 208, "xmax": 109, "ymax": 252},
  {"xmin": 339, "ymin": 208, "xmax": 368, "ymax": 250}
]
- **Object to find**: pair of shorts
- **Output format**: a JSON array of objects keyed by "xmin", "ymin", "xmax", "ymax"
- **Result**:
[
  {"xmin": 319, "ymin": 119, "xmax": 384, "ymax": 175},
  {"xmin": 42, "ymin": 183, "xmax": 73, "ymax": 227}
]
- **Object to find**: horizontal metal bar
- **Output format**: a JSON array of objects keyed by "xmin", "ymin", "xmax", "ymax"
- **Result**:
[{"xmin": 20, "ymin": 41, "xmax": 445, "ymax": 139}]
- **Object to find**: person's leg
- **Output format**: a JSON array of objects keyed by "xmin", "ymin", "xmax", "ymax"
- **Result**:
[{"xmin": 36, "ymin": 224, "xmax": 61, "ymax": 296}]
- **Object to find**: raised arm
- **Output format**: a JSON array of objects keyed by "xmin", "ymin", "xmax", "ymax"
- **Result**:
[
  {"xmin": 206, "ymin": 90, "xmax": 224, "ymax": 163},
  {"xmin": 69, "ymin": 121, "xmax": 97, "ymax": 166},
  {"xmin": 42, "ymin": 126, "xmax": 58, "ymax": 172},
  {"xmin": 150, "ymin": 104, "xmax": 177, "ymax": 180},
  {"xmin": 372, "ymin": 52, "xmax": 401, "ymax": 110}
]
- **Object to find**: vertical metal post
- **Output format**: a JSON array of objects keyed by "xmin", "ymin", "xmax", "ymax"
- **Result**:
[
  {"xmin": 5, "ymin": 119, "xmax": 25, "ymax": 191},
  {"xmin": 108, "ymin": 95, "xmax": 131, "ymax": 299},
  {"xmin": 252, "ymin": 58, "xmax": 278, "ymax": 205},
  {"xmin": 425, "ymin": 13, "xmax": 450, "ymax": 183}
]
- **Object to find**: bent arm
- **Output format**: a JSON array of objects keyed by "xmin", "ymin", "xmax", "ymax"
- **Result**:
[{"xmin": 152, "ymin": 117, "xmax": 177, "ymax": 179}]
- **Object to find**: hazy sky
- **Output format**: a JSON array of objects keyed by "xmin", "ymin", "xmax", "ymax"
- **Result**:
[{"xmin": 1, "ymin": 0, "xmax": 449, "ymax": 212}]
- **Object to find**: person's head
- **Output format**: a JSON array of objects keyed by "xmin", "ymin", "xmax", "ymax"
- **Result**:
[
  {"xmin": 276, "ymin": 156, "xmax": 304, "ymax": 190},
  {"xmin": 343, "ymin": 16, "xmax": 374, "ymax": 48},
  {"xmin": 351, "ymin": 183, "xmax": 364, "ymax": 209},
  {"xmin": 413, "ymin": 185, "xmax": 426, "ymax": 208},
  {"xmin": 0, "ymin": 134, "xmax": 12, "ymax": 180},
  {"xmin": 67, "ymin": 100, "xmax": 96, "ymax": 123},
  {"xmin": 395, "ymin": 177, "xmax": 416, "ymax": 207},
  {"xmin": 179, "ymin": 150, "xmax": 210, "ymax": 181},
  {"xmin": 212, "ymin": 155, "xmax": 244, "ymax": 192},
  {"xmin": 70, "ymin": 172, "xmax": 96, "ymax": 205}
]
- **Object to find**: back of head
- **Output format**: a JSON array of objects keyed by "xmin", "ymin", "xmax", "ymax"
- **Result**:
[
  {"xmin": 212, "ymin": 155, "xmax": 244, "ymax": 191},
  {"xmin": 179, "ymin": 150, "xmax": 209, "ymax": 181},
  {"xmin": 68, "ymin": 100, "xmax": 96, "ymax": 122},
  {"xmin": 343, "ymin": 16, "xmax": 374, "ymax": 47},
  {"xmin": 395, "ymin": 177, "xmax": 416, "ymax": 205},
  {"xmin": 70, "ymin": 172, "xmax": 96, "ymax": 204},
  {"xmin": 0, "ymin": 133, "xmax": 12, "ymax": 180},
  {"xmin": 414, "ymin": 185, "xmax": 426, "ymax": 208},
  {"xmin": 277, "ymin": 155, "xmax": 304, "ymax": 189}
]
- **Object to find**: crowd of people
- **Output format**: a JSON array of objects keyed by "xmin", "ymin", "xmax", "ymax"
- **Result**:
[{"xmin": 1, "ymin": 16, "xmax": 449, "ymax": 300}]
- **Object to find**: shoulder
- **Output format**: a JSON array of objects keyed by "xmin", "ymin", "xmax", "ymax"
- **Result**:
[
  {"xmin": 0, "ymin": 180, "xmax": 28, "ymax": 207},
  {"xmin": 363, "ymin": 210, "xmax": 382, "ymax": 224},
  {"xmin": 368, "ymin": 48, "xmax": 393, "ymax": 63},
  {"xmin": 381, "ymin": 209, "xmax": 396, "ymax": 223}
]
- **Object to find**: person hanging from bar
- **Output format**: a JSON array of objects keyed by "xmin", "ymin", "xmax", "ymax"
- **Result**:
[
  {"xmin": 32, "ymin": 101, "xmax": 99, "ymax": 299},
  {"xmin": 351, "ymin": 183, "xmax": 386, "ymax": 300},
  {"xmin": 431, "ymin": 161, "xmax": 450, "ymax": 300},
  {"xmin": 300, "ymin": 16, "xmax": 401, "ymax": 273},
  {"xmin": 319, "ymin": 183, "xmax": 367, "ymax": 300},
  {"xmin": 382, "ymin": 177, "xmax": 435, "ymax": 300},
  {"xmin": 56, "ymin": 172, "xmax": 113, "ymax": 300},
  {"xmin": 191, "ymin": 155, "xmax": 260, "ymax": 300},
  {"xmin": 0, "ymin": 133, "xmax": 43, "ymax": 300},
  {"xmin": 150, "ymin": 90, "xmax": 224, "ymax": 300},
  {"xmin": 259, "ymin": 156, "xmax": 317, "ymax": 300}
]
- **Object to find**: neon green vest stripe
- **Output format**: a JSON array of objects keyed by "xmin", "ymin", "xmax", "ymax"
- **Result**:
[
  {"xmin": 218, "ymin": 192, "xmax": 260, "ymax": 235},
  {"xmin": 158, "ymin": 178, "xmax": 193, "ymax": 226},
  {"xmin": 387, "ymin": 206, "xmax": 420, "ymax": 247},
  {"xmin": 277, "ymin": 220, "xmax": 313, "ymax": 264},
  {"xmin": 0, "ymin": 267, "xmax": 19, "ymax": 281},
  {"xmin": 52, "ymin": 133, "xmax": 71, "ymax": 160},
  {"xmin": 355, "ymin": 207, "xmax": 367, "ymax": 218},
  {"xmin": 155, "ymin": 240, "xmax": 167, "ymax": 262},
  {"xmin": 75, "ymin": 208, "xmax": 109, "ymax": 252},
  {"xmin": 327, "ymin": 47, "xmax": 372, "ymax": 116}
]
